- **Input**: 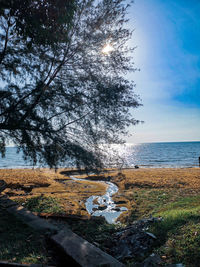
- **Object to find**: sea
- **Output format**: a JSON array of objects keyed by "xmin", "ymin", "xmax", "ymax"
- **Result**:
[{"xmin": 0, "ymin": 141, "xmax": 200, "ymax": 169}]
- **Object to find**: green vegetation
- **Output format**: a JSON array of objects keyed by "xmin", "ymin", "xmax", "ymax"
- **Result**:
[
  {"xmin": 159, "ymin": 223, "xmax": 200, "ymax": 266},
  {"xmin": 130, "ymin": 188, "xmax": 177, "ymax": 221},
  {"xmin": 151, "ymin": 196, "xmax": 200, "ymax": 266},
  {"xmin": 66, "ymin": 217, "xmax": 122, "ymax": 250},
  {"xmin": 129, "ymin": 188, "xmax": 200, "ymax": 266},
  {"xmin": 0, "ymin": 209, "xmax": 51, "ymax": 264},
  {"xmin": 16, "ymin": 196, "xmax": 65, "ymax": 214}
]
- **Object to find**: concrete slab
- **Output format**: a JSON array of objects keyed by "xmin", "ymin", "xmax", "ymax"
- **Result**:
[
  {"xmin": 52, "ymin": 229, "xmax": 125, "ymax": 267},
  {"xmin": 3, "ymin": 197, "xmax": 124, "ymax": 266}
]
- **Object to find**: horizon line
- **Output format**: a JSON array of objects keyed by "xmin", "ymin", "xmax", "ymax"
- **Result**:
[{"xmin": 5, "ymin": 140, "xmax": 200, "ymax": 147}]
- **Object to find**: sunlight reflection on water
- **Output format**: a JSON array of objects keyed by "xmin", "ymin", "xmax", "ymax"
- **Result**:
[
  {"xmin": 1, "ymin": 142, "xmax": 200, "ymax": 168},
  {"xmin": 103, "ymin": 142, "xmax": 200, "ymax": 168}
]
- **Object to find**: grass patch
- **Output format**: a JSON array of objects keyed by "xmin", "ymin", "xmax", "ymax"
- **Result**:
[
  {"xmin": 162, "ymin": 223, "xmax": 200, "ymax": 266},
  {"xmin": 0, "ymin": 209, "xmax": 50, "ymax": 264},
  {"xmin": 148, "ymin": 195, "xmax": 200, "ymax": 266},
  {"xmin": 66, "ymin": 218, "xmax": 122, "ymax": 250},
  {"xmin": 129, "ymin": 188, "xmax": 176, "ymax": 221},
  {"xmin": 128, "ymin": 188, "xmax": 200, "ymax": 265},
  {"xmin": 16, "ymin": 195, "xmax": 65, "ymax": 214}
]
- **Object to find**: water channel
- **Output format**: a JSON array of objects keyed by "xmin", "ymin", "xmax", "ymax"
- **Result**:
[{"xmin": 70, "ymin": 176, "xmax": 127, "ymax": 224}]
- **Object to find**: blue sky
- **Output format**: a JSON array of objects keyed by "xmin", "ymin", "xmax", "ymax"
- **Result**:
[{"xmin": 127, "ymin": 0, "xmax": 200, "ymax": 143}]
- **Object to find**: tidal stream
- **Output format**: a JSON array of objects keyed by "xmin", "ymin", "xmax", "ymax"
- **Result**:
[{"xmin": 70, "ymin": 176, "xmax": 127, "ymax": 224}]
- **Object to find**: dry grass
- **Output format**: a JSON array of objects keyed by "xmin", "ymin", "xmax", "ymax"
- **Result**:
[
  {"xmin": 0, "ymin": 168, "xmax": 53, "ymax": 184},
  {"xmin": 1, "ymin": 168, "xmax": 200, "ymax": 219},
  {"xmin": 0, "ymin": 168, "xmax": 106, "ymax": 216},
  {"xmin": 107, "ymin": 168, "xmax": 200, "ymax": 190}
]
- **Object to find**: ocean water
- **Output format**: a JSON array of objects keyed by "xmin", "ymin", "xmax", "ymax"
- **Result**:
[
  {"xmin": 123, "ymin": 141, "xmax": 200, "ymax": 168},
  {"xmin": 0, "ymin": 142, "xmax": 200, "ymax": 168}
]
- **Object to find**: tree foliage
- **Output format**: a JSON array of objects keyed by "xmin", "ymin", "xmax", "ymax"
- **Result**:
[{"xmin": 0, "ymin": 0, "xmax": 141, "ymax": 168}]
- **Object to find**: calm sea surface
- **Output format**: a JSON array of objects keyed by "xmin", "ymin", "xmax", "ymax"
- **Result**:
[
  {"xmin": 0, "ymin": 142, "xmax": 200, "ymax": 168},
  {"xmin": 124, "ymin": 141, "xmax": 200, "ymax": 168}
]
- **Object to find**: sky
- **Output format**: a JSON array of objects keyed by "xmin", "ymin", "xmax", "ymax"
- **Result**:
[{"xmin": 126, "ymin": 0, "xmax": 200, "ymax": 143}]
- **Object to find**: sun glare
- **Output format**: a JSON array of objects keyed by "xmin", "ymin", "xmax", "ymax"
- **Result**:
[{"xmin": 102, "ymin": 43, "xmax": 114, "ymax": 54}]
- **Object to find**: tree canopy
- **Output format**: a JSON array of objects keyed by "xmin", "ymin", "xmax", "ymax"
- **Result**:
[{"xmin": 0, "ymin": 0, "xmax": 141, "ymax": 169}]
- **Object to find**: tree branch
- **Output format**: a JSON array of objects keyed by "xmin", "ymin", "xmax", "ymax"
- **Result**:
[
  {"xmin": 55, "ymin": 108, "xmax": 95, "ymax": 132},
  {"xmin": 0, "ymin": 16, "xmax": 11, "ymax": 65}
]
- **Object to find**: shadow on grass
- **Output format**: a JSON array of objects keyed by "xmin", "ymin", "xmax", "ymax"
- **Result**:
[
  {"xmin": 59, "ymin": 215, "xmax": 120, "ymax": 251},
  {"xmin": 0, "ymin": 207, "xmax": 81, "ymax": 266},
  {"xmin": 6, "ymin": 182, "xmax": 50, "ymax": 195},
  {"xmin": 59, "ymin": 168, "xmax": 114, "ymax": 177},
  {"xmin": 0, "ymin": 208, "xmax": 49, "ymax": 264},
  {"xmin": 60, "ymin": 169, "xmax": 99, "ymax": 176}
]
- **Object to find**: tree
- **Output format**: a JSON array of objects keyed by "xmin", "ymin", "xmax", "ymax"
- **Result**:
[{"xmin": 0, "ymin": 0, "xmax": 141, "ymax": 169}]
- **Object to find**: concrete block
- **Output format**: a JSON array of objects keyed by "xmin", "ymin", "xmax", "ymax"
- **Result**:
[{"xmin": 52, "ymin": 229, "xmax": 124, "ymax": 267}]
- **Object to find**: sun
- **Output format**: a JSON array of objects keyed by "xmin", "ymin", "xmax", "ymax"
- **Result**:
[{"xmin": 102, "ymin": 43, "xmax": 114, "ymax": 54}]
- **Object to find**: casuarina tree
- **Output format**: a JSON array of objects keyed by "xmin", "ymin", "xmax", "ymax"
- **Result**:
[{"xmin": 0, "ymin": 0, "xmax": 141, "ymax": 169}]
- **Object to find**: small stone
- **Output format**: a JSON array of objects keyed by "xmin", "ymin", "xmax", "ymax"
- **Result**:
[
  {"xmin": 161, "ymin": 255, "xmax": 167, "ymax": 259},
  {"xmin": 98, "ymin": 205, "xmax": 107, "ymax": 210},
  {"xmin": 115, "ymin": 200, "xmax": 126, "ymax": 204}
]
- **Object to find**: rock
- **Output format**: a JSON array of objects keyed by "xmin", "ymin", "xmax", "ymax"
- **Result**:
[
  {"xmin": 107, "ymin": 217, "xmax": 161, "ymax": 262},
  {"xmin": 115, "ymin": 200, "xmax": 127, "ymax": 204},
  {"xmin": 116, "ymin": 244, "xmax": 132, "ymax": 260},
  {"xmin": 142, "ymin": 253, "xmax": 162, "ymax": 266},
  {"xmin": 98, "ymin": 205, "xmax": 107, "ymax": 211},
  {"xmin": 112, "ymin": 230, "xmax": 157, "ymax": 260},
  {"xmin": 93, "ymin": 241, "xmax": 100, "ymax": 247}
]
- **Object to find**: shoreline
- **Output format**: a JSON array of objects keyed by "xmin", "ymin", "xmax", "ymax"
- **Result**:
[{"xmin": 0, "ymin": 166, "xmax": 199, "ymax": 170}]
